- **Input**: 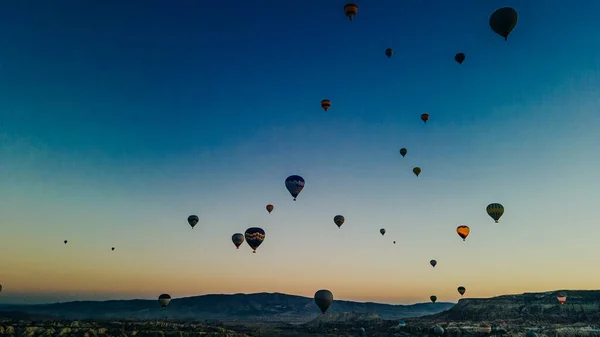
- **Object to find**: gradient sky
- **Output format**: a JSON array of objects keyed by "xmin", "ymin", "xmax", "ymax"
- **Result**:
[{"xmin": 1, "ymin": 0, "xmax": 600, "ymax": 305}]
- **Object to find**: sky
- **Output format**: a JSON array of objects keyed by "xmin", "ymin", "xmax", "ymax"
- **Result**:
[{"xmin": 0, "ymin": 0, "xmax": 600, "ymax": 305}]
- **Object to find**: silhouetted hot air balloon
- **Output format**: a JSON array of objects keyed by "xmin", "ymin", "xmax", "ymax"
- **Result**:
[
  {"xmin": 232, "ymin": 233, "xmax": 244, "ymax": 249},
  {"xmin": 413, "ymin": 167, "xmax": 421, "ymax": 177},
  {"xmin": 430, "ymin": 259, "xmax": 437, "ymax": 267},
  {"xmin": 321, "ymin": 99, "xmax": 331, "ymax": 111},
  {"xmin": 333, "ymin": 215, "xmax": 345, "ymax": 229},
  {"xmin": 486, "ymin": 203, "xmax": 504, "ymax": 223},
  {"xmin": 380, "ymin": 228, "xmax": 386, "ymax": 236},
  {"xmin": 64, "ymin": 240, "xmax": 67, "ymax": 244},
  {"xmin": 421, "ymin": 113, "xmax": 429, "ymax": 123},
  {"xmin": 455, "ymin": 52, "xmax": 465, "ymax": 64},
  {"xmin": 479, "ymin": 323, "xmax": 492, "ymax": 334},
  {"xmin": 557, "ymin": 293, "xmax": 567, "ymax": 305},
  {"xmin": 344, "ymin": 3, "xmax": 358, "ymax": 21},
  {"xmin": 111, "ymin": 247, "xmax": 115, "ymax": 251},
  {"xmin": 314, "ymin": 289, "xmax": 334, "ymax": 314},
  {"xmin": 393, "ymin": 241, "xmax": 396, "ymax": 244},
  {"xmin": 285, "ymin": 175, "xmax": 305, "ymax": 201},
  {"xmin": 489, "ymin": 7, "xmax": 518, "ymax": 41},
  {"xmin": 385, "ymin": 48, "xmax": 393, "ymax": 58},
  {"xmin": 266, "ymin": 204, "xmax": 274, "ymax": 214},
  {"xmin": 458, "ymin": 286, "xmax": 466, "ymax": 296},
  {"xmin": 433, "ymin": 326, "xmax": 445, "ymax": 337},
  {"xmin": 245, "ymin": 227, "xmax": 265, "ymax": 253},
  {"xmin": 430, "ymin": 295, "xmax": 437, "ymax": 303},
  {"xmin": 188, "ymin": 215, "xmax": 199, "ymax": 229},
  {"xmin": 158, "ymin": 294, "xmax": 171, "ymax": 308},
  {"xmin": 526, "ymin": 331, "xmax": 538, "ymax": 337},
  {"xmin": 399, "ymin": 148, "xmax": 407, "ymax": 157},
  {"xmin": 457, "ymin": 225, "xmax": 470, "ymax": 241}
]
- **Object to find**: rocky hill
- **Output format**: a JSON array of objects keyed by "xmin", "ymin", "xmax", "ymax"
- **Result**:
[{"xmin": 0, "ymin": 292, "xmax": 453, "ymax": 323}]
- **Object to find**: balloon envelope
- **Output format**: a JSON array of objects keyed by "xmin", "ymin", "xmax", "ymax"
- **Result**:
[
  {"xmin": 486, "ymin": 203, "xmax": 504, "ymax": 223},
  {"xmin": 285, "ymin": 175, "xmax": 305, "ymax": 201},
  {"xmin": 266, "ymin": 204, "xmax": 274, "ymax": 213},
  {"xmin": 321, "ymin": 99, "xmax": 331, "ymax": 111},
  {"xmin": 458, "ymin": 286, "xmax": 466, "ymax": 296},
  {"xmin": 188, "ymin": 215, "xmax": 199, "ymax": 228},
  {"xmin": 489, "ymin": 7, "xmax": 518, "ymax": 40},
  {"xmin": 314, "ymin": 289, "xmax": 334, "ymax": 314},
  {"xmin": 333, "ymin": 215, "xmax": 345, "ymax": 228},
  {"xmin": 400, "ymin": 148, "xmax": 407, "ymax": 157},
  {"xmin": 457, "ymin": 225, "xmax": 470, "ymax": 241},
  {"xmin": 430, "ymin": 295, "xmax": 437, "ymax": 303},
  {"xmin": 344, "ymin": 3, "xmax": 358, "ymax": 21},
  {"xmin": 232, "ymin": 233, "xmax": 244, "ymax": 249},
  {"xmin": 430, "ymin": 259, "xmax": 437, "ymax": 267},
  {"xmin": 158, "ymin": 294, "xmax": 171, "ymax": 308},
  {"xmin": 245, "ymin": 227, "xmax": 266, "ymax": 253}
]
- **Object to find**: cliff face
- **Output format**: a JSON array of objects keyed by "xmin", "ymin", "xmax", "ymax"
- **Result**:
[{"xmin": 412, "ymin": 290, "xmax": 600, "ymax": 325}]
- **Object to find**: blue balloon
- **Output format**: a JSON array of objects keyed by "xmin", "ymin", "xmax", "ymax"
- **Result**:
[{"xmin": 285, "ymin": 175, "xmax": 305, "ymax": 201}]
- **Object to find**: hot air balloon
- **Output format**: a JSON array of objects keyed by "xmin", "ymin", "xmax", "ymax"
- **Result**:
[
  {"xmin": 398, "ymin": 320, "xmax": 406, "ymax": 327},
  {"xmin": 232, "ymin": 233, "xmax": 244, "ymax": 249},
  {"xmin": 188, "ymin": 215, "xmax": 199, "ymax": 229},
  {"xmin": 333, "ymin": 215, "xmax": 345, "ymax": 229},
  {"xmin": 359, "ymin": 327, "xmax": 366, "ymax": 336},
  {"xmin": 430, "ymin": 259, "xmax": 437, "ymax": 267},
  {"xmin": 413, "ymin": 167, "xmax": 421, "ymax": 177},
  {"xmin": 314, "ymin": 289, "xmax": 334, "ymax": 314},
  {"xmin": 245, "ymin": 227, "xmax": 265, "ymax": 253},
  {"xmin": 557, "ymin": 293, "xmax": 567, "ymax": 304},
  {"xmin": 399, "ymin": 148, "xmax": 407, "ymax": 157},
  {"xmin": 486, "ymin": 203, "xmax": 504, "ymax": 223},
  {"xmin": 433, "ymin": 326, "xmax": 444, "ymax": 337},
  {"xmin": 0, "ymin": 284, "xmax": 2, "ymax": 292},
  {"xmin": 458, "ymin": 286, "xmax": 466, "ymax": 296},
  {"xmin": 385, "ymin": 48, "xmax": 393, "ymax": 58},
  {"xmin": 393, "ymin": 241, "xmax": 396, "ymax": 244},
  {"xmin": 158, "ymin": 294, "xmax": 171, "ymax": 308},
  {"xmin": 64, "ymin": 240, "xmax": 67, "ymax": 244},
  {"xmin": 455, "ymin": 52, "xmax": 465, "ymax": 65},
  {"xmin": 285, "ymin": 175, "xmax": 305, "ymax": 201},
  {"xmin": 430, "ymin": 295, "xmax": 437, "ymax": 303},
  {"xmin": 478, "ymin": 323, "xmax": 492, "ymax": 334},
  {"xmin": 421, "ymin": 113, "xmax": 429, "ymax": 123},
  {"xmin": 380, "ymin": 228, "xmax": 386, "ymax": 236},
  {"xmin": 489, "ymin": 7, "xmax": 518, "ymax": 41},
  {"xmin": 266, "ymin": 204, "xmax": 274, "ymax": 214},
  {"xmin": 111, "ymin": 247, "xmax": 115, "ymax": 251},
  {"xmin": 321, "ymin": 99, "xmax": 331, "ymax": 111},
  {"xmin": 343, "ymin": 3, "xmax": 358, "ymax": 21},
  {"xmin": 457, "ymin": 225, "xmax": 470, "ymax": 241},
  {"xmin": 526, "ymin": 331, "xmax": 538, "ymax": 337}
]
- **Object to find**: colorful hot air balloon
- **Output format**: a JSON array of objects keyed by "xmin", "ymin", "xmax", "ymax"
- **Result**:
[
  {"xmin": 399, "ymin": 148, "xmax": 407, "ymax": 157},
  {"xmin": 314, "ymin": 289, "xmax": 334, "ymax": 314},
  {"xmin": 421, "ymin": 113, "xmax": 430, "ymax": 123},
  {"xmin": 489, "ymin": 7, "xmax": 518, "ymax": 41},
  {"xmin": 455, "ymin": 52, "xmax": 465, "ymax": 65},
  {"xmin": 430, "ymin": 295, "xmax": 437, "ymax": 303},
  {"xmin": 232, "ymin": 233, "xmax": 244, "ymax": 249},
  {"xmin": 321, "ymin": 99, "xmax": 331, "ymax": 111},
  {"xmin": 343, "ymin": 3, "xmax": 358, "ymax": 21},
  {"xmin": 64, "ymin": 240, "xmax": 67, "ymax": 244},
  {"xmin": 478, "ymin": 323, "xmax": 492, "ymax": 334},
  {"xmin": 486, "ymin": 203, "xmax": 504, "ymax": 223},
  {"xmin": 456, "ymin": 225, "xmax": 470, "ymax": 241},
  {"xmin": 188, "ymin": 215, "xmax": 199, "ymax": 229},
  {"xmin": 557, "ymin": 293, "xmax": 567, "ymax": 305},
  {"xmin": 433, "ymin": 326, "xmax": 445, "ymax": 337},
  {"xmin": 385, "ymin": 48, "xmax": 393, "ymax": 58},
  {"xmin": 158, "ymin": 294, "xmax": 171, "ymax": 308},
  {"xmin": 285, "ymin": 175, "xmax": 305, "ymax": 201},
  {"xmin": 380, "ymin": 228, "xmax": 386, "ymax": 236},
  {"xmin": 458, "ymin": 286, "xmax": 466, "ymax": 296},
  {"xmin": 266, "ymin": 204, "xmax": 274, "ymax": 214},
  {"xmin": 430, "ymin": 259, "xmax": 437, "ymax": 267},
  {"xmin": 413, "ymin": 167, "xmax": 421, "ymax": 177},
  {"xmin": 333, "ymin": 215, "xmax": 345, "ymax": 229},
  {"xmin": 245, "ymin": 227, "xmax": 265, "ymax": 253}
]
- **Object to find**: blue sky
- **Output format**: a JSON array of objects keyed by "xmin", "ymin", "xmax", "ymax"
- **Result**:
[{"xmin": 1, "ymin": 0, "xmax": 600, "ymax": 305}]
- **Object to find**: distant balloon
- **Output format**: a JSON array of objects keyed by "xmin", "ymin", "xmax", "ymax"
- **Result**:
[
  {"xmin": 111, "ymin": 247, "xmax": 115, "ymax": 251},
  {"xmin": 430, "ymin": 259, "xmax": 437, "ymax": 267},
  {"xmin": 158, "ymin": 294, "xmax": 171, "ymax": 308},
  {"xmin": 456, "ymin": 225, "xmax": 470, "ymax": 241},
  {"xmin": 245, "ymin": 227, "xmax": 265, "ymax": 253},
  {"xmin": 333, "ymin": 215, "xmax": 345, "ymax": 229},
  {"xmin": 478, "ymin": 323, "xmax": 492, "ymax": 334},
  {"xmin": 188, "ymin": 215, "xmax": 199, "ymax": 229},
  {"xmin": 343, "ymin": 3, "xmax": 358, "ymax": 21},
  {"xmin": 421, "ymin": 113, "xmax": 430, "ymax": 123},
  {"xmin": 385, "ymin": 48, "xmax": 393, "ymax": 58},
  {"xmin": 314, "ymin": 289, "xmax": 334, "ymax": 314},
  {"xmin": 393, "ymin": 241, "xmax": 396, "ymax": 244},
  {"xmin": 526, "ymin": 331, "xmax": 538, "ymax": 337},
  {"xmin": 557, "ymin": 293, "xmax": 567, "ymax": 305},
  {"xmin": 413, "ymin": 167, "xmax": 421, "ymax": 177},
  {"xmin": 399, "ymin": 148, "xmax": 407, "ymax": 157},
  {"xmin": 359, "ymin": 327, "xmax": 366, "ymax": 336},
  {"xmin": 266, "ymin": 204, "xmax": 274, "ymax": 214},
  {"xmin": 232, "ymin": 233, "xmax": 244, "ymax": 249},
  {"xmin": 458, "ymin": 286, "xmax": 466, "ymax": 296},
  {"xmin": 0, "ymin": 284, "xmax": 2, "ymax": 292},
  {"xmin": 433, "ymin": 326, "xmax": 444, "ymax": 337},
  {"xmin": 486, "ymin": 203, "xmax": 504, "ymax": 223},
  {"xmin": 398, "ymin": 320, "xmax": 406, "ymax": 327},
  {"xmin": 64, "ymin": 240, "xmax": 67, "ymax": 244},
  {"xmin": 489, "ymin": 7, "xmax": 518, "ymax": 41},
  {"xmin": 455, "ymin": 52, "xmax": 465, "ymax": 65},
  {"xmin": 430, "ymin": 295, "xmax": 437, "ymax": 303},
  {"xmin": 321, "ymin": 99, "xmax": 331, "ymax": 111},
  {"xmin": 285, "ymin": 175, "xmax": 305, "ymax": 201},
  {"xmin": 380, "ymin": 228, "xmax": 386, "ymax": 236}
]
